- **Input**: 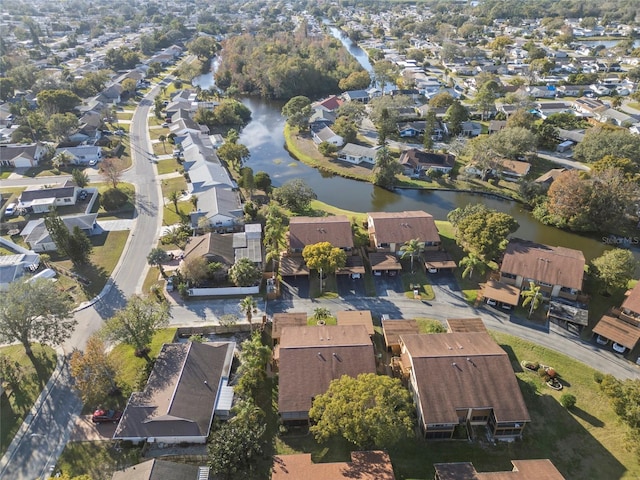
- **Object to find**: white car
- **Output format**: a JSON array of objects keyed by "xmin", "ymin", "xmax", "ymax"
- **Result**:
[
  {"xmin": 486, "ymin": 298, "xmax": 497, "ymax": 306},
  {"xmin": 612, "ymin": 343, "xmax": 626, "ymax": 354},
  {"xmin": 4, "ymin": 202, "xmax": 16, "ymax": 216},
  {"xmin": 427, "ymin": 267, "xmax": 438, "ymax": 274},
  {"xmin": 596, "ymin": 335, "xmax": 609, "ymax": 346}
]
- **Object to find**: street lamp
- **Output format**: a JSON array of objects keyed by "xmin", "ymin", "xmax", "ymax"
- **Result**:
[{"xmin": 30, "ymin": 433, "xmax": 55, "ymax": 480}]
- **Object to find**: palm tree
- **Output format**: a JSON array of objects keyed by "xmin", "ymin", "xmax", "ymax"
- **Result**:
[
  {"xmin": 159, "ymin": 134, "xmax": 167, "ymax": 152},
  {"xmin": 239, "ymin": 296, "xmax": 258, "ymax": 331},
  {"xmin": 520, "ymin": 281, "xmax": 543, "ymax": 318},
  {"xmin": 313, "ymin": 307, "xmax": 331, "ymax": 324},
  {"xmin": 168, "ymin": 190, "xmax": 181, "ymax": 213},
  {"xmin": 263, "ymin": 209, "xmax": 287, "ymax": 272},
  {"xmin": 459, "ymin": 253, "xmax": 487, "ymax": 279},
  {"xmin": 399, "ymin": 238, "xmax": 424, "ymax": 273}
]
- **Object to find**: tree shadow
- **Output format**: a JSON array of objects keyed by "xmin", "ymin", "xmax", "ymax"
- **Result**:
[{"xmin": 570, "ymin": 406, "xmax": 605, "ymax": 427}]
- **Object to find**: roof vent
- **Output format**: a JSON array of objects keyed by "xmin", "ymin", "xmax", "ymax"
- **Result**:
[{"xmin": 452, "ymin": 362, "xmax": 457, "ymax": 367}]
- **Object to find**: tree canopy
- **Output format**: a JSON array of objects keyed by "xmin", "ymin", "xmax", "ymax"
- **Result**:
[
  {"xmin": 309, "ymin": 373, "xmax": 415, "ymax": 448},
  {"xmin": 281, "ymin": 96, "xmax": 312, "ymax": 130},
  {"xmin": 273, "ymin": 179, "xmax": 317, "ymax": 213},
  {"xmin": 448, "ymin": 204, "xmax": 518, "ymax": 263},
  {"xmin": 229, "ymin": 258, "xmax": 262, "ymax": 287},
  {"xmin": 101, "ymin": 295, "xmax": 171, "ymax": 363},
  {"xmin": 591, "ymin": 249, "xmax": 637, "ymax": 294},
  {"xmin": 573, "ymin": 127, "xmax": 640, "ymax": 164},
  {"xmin": 302, "ymin": 242, "xmax": 347, "ymax": 275},
  {"xmin": 0, "ymin": 279, "xmax": 75, "ymax": 356},
  {"xmin": 70, "ymin": 335, "xmax": 118, "ymax": 407},
  {"xmin": 373, "ymin": 146, "xmax": 402, "ymax": 189}
]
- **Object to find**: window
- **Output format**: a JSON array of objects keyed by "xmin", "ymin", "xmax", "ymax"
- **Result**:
[
  {"xmin": 502, "ymin": 272, "xmax": 516, "ymax": 280},
  {"xmin": 64, "ymin": 198, "xmax": 71, "ymax": 203}
]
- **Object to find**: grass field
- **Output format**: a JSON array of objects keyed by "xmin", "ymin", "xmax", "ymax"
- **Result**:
[
  {"xmin": 55, "ymin": 441, "xmax": 142, "ymax": 480},
  {"xmin": 0, "ymin": 344, "xmax": 57, "ymax": 457},
  {"xmin": 156, "ymin": 158, "xmax": 181, "ymax": 175}
]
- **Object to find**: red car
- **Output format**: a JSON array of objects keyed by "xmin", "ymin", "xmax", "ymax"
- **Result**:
[{"xmin": 91, "ymin": 409, "xmax": 122, "ymax": 424}]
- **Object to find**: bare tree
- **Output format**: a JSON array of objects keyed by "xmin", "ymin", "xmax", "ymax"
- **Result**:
[{"xmin": 100, "ymin": 157, "xmax": 124, "ymax": 188}]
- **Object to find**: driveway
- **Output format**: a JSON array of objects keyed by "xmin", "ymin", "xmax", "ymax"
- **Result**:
[
  {"xmin": 374, "ymin": 273, "xmax": 403, "ymax": 298},
  {"xmin": 69, "ymin": 416, "xmax": 117, "ymax": 442},
  {"xmin": 280, "ymin": 277, "xmax": 310, "ymax": 300},
  {"xmin": 337, "ymin": 275, "xmax": 365, "ymax": 298}
]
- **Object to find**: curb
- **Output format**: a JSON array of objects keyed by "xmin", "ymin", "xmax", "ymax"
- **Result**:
[{"xmin": 0, "ymin": 346, "xmax": 66, "ymax": 478}]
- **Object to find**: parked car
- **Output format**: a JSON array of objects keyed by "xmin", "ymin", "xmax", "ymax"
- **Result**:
[
  {"xmin": 427, "ymin": 267, "xmax": 439, "ymax": 274},
  {"xmin": 596, "ymin": 335, "xmax": 609, "ymax": 346},
  {"xmin": 91, "ymin": 409, "xmax": 122, "ymax": 424},
  {"xmin": 486, "ymin": 298, "xmax": 497, "ymax": 306},
  {"xmin": 161, "ymin": 122, "xmax": 169, "ymax": 128},
  {"xmin": 89, "ymin": 159, "xmax": 98, "ymax": 166},
  {"xmin": 4, "ymin": 202, "xmax": 16, "ymax": 216},
  {"xmin": 166, "ymin": 276, "xmax": 175, "ymax": 292},
  {"xmin": 501, "ymin": 303, "xmax": 512, "ymax": 311},
  {"xmin": 612, "ymin": 343, "xmax": 627, "ymax": 354},
  {"xmin": 78, "ymin": 190, "xmax": 89, "ymax": 201}
]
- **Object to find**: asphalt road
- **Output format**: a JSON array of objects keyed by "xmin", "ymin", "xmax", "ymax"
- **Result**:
[{"xmin": 0, "ymin": 81, "xmax": 165, "ymax": 480}]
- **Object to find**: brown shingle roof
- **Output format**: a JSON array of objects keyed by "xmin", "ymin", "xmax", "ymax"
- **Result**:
[
  {"xmin": 368, "ymin": 211, "xmax": 441, "ymax": 246},
  {"xmin": 336, "ymin": 310, "xmax": 374, "ymax": 336},
  {"xmin": 398, "ymin": 148, "xmax": 455, "ymax": 170},
  {"xmin": 183, "ymin": 233, "xmax": 235, "ymax": 266},
  {"xmin": 382, "ymin": 319, "xmax": 419, "ymax": 349},
  {"xmin": 111, "ymin": 459, "xmax": 201, "ymax": 480},
  {"xmin": 424, "ymin": 250, "xmax": 457, "ymax": 269},
  {"xmin": 592, "ymin": 314, "xmax": 640, "ymax": 350},
  {"xmin": 272, "ymin": 451, "xmax": 395, "ymax": 480},
  {"xmin": 289, "ymin": 216, "xmax": 354, "ymax": 251},
  {"xmin": 279, "ymin": 255, "xmax": 310, "ymax": 276},
  {"xmin": 446, "ymin": 318, "xmax": 487, "ymax": 333},
  {"xmin": 621, "ymin": 282, "xmax": 640, "ymax": 315},
  {"xmin": 482, "ymin": 280, "xmax": 521, "ymax": 306},
  {"xmin": 272, "ymin": 312, "xmax": 308, "ymax": 342},
  {"xmin": 278, "ymin": 325, "xmax": 375, "ymax": 416},
  {"xmin": 501, "ymin": 239, "xmax": 585, "ymax": 291},
  {"xmin": 369, "ymin": 252, "xmax": 402, "ymax": 271},
  {"xmin": 402, "ymin": 333, "xmax": 530, "ymax": 426},
  {"xmin": 114, "ymin": 342, "xmax": 234, "ymax": 441},
  {"xmin": 434, "ymin": 459, "xmax": 565, "ymax": 480}
]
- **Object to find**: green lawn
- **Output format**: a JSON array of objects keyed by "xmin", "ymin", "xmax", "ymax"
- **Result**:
[
  {"xmin": 55, "ymin": 441, "xmax": 142, "ymax": 480},
  {"xmin": 108, "ymin": 328, "xmax": 177, "ymax": 397},
  {"xmin": 401, "ymin": 269, "xmax": 435, "ymax": 301},
  {"xmin": 160, "ymin": 176, "xmax": 187, "ymax": 198},
  {"xmin": 162, "ymin": 201, "xmax": 192, "ymax": 225},
  {"xmin": 274, "ymin": 331, "xmax": 639, "ymax": 479},
  {"xmin": 157, "ymin": 158, "xmax": 181, "ymax": 175},
  {"xmin": 0, "ymin": 344, "xmax": 57, "ymax": 457}
]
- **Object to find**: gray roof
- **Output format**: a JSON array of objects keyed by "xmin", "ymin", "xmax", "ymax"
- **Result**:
[
  {"xmin": 0, "ymin": 253, "xmax": 40, "ymax": 290},
  {"xmin": 233, "ymin": 231, "xmax": 262, "ymax": 263},
  {"xmin": 111, "ymin": 459, "xmax": 204, "ymax": 480},
  {"xmin": 0, "ymin": 143, "xmax": 39, "ymax": 163},
  {"xmin": 21, "ymin": 214, "xmax": 98, "ymax": 246},
  {"xmin": 189, "ymin": 161, "xmax": 234, "ymax": 193},
  {"xmin": 114, "ymin": 342, "xmax": 235, "ymax": 441},
  {"xmin": 20, "ymin": 185, "xmax": 76, "ymax": 203},
  {"xmin": 339, "ymin": 143, "xmax": 377, "ymax": 158},
  {"xmin": 194, "ymin": 187, "xmax": 243, "ymax": 222}
]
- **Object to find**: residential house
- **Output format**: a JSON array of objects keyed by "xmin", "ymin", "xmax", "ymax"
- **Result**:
[
  {"xmin": 367, "ymin": 210, "xmax": 441, "ymax": 253},
  {"xmin": 21, "ymin": 213, "xmax": 98, "ymax": 252},
  {"xmin": 337, "ymin": 143, "xmax": 378, "ymax": 165},
  {"xmin": 342, "ymin": 89, "xmax": 370, "ymax": 103},
  {"xmin": 288, "ymin": 216, "xmax": 354, "ymax": 254},
  {"xmin": 114, "ymin": 341, "xmax": 235, "ymax": 445},
  {"xmin": 96, "ymin": 83, "xmax": 122, "ymax": 105},
  {"xmin": 181, "ymin": 232, "xmax": 235, "ymax": 274},
  {"xmin": 397, "ymin": 121, "xmax": 426, "ymax": 138},
  {"xmin": 597, "ymin": 108, "xmax": 637, "ymax": 127},
  {"xmin": 0, "ymin": 143, "xmax": 46, "ymax": 168},
  {"xmin": 573, "ymin": 97, "xmax": 607, "ymax": 117},
  {"xmin": 311, "ymin": 125, "xmax": 343, "ymax": 146},
  {"xmin": 487, "ymin": 120, "xmax": 507, "ymax": 134},
  {"xmin": 534, "ymin": 102, "xmax": 572, "ymax": 119},
  {"xmin": 190, "ymin": 187, "xmax": 243, "ymax": 231},
  {"xmin": 497, "ymin": 159, "xmax": 531, "ymax": 182},
  {"xmin": 18, "ymin": 181, "xmax": 78, "ymax": 213},
  {"xmin": 382, "ymin": 319, "xmax": 419, "ymax": 355},
  {"xmin": 434, "ymin": 459, "xmax": 565, "ymax": 480},
  {"xmin": 270, "ymin": 312, "xmax": 308, "ymax": 348},
  {"xmin": 272, "ymin": 451, "xmax": 395, "ymax": 480},
  {"xmin": 517, "ymin": 85, "xmax": 556, "ymax": 99},
  {"xmin": 277, "ymin": 325, "xmax": 376, "ymax": 424},
  {"xmin": 112, "ymin": 459, "xmax": 209, "ymax": 480},
  {"xmin": 55, "ymin": 145, "xmax": 102, "ymax": 166},
  {"xmin": 398, "ymin": 148, "xmax": 455, "ymax": 176},
  {"xmin": 336, "ymin": 310, "xmax": 374, "ymax": 337},
  {"xmin": 446, "ymin": 318, "xmax": 487, "ymax": 334},
  {"xmin": 398, "ymin": 331, "xmax": 530, "ymax": 439},
  {"xmin": 461, "ymin": 121, "xmax": 482, "ymax": 137},
  {"xmin": 592, "ymin": 282, "xmax": 640, "ymax": 352},
  {"xmin": 0, "ymin": 239, "xmax": 40, "ymax": 292},
  {"xmin": 557, "ymin": 85, "xmax": 587, "ymax": 97},
  {"xmin": 499, "ymin": 239, "xmax": 585, "ymax": 300},
  {"xmin": 534, "ymin": 168, "xmax": 567, "ymax": 188},
  {"xmin": 311, "ymin": 95, "xmax": 344, "ymax": 113}
]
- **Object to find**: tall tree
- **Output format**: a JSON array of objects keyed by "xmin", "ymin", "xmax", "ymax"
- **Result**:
[
  {"xmin": 444, "ymin": 100, "xmax": 469, "ymax": 136},
  {"xmin": 70, "ymin": 335, "xmax": 118, "ymax": 407},
  {"xmin": 158, "ymin": 134, "xmax": 166, "ymax": 153},
  {"xmin": 100, "ymin": 157, "xmax": 124, "ymax": 189},
  {"xmin": 372, "ymin": 146, "xmax": 402, "ymax": 189},
  {"xmin": 273, "ymin": 179, "xmax": 317, "ymax": 213},
  {"xmin": 520, "ymin": 281, "xmax": 543, "ymax": 318},
  {"xmin": 264, "ymin": 208, "xmax": 287, "ymax": 271},
  {"xmin": 71, "ymin": 168, "xmax": 89, "ymax": 188},
  {"xmin": 68, "ymin": 225, "xmax": 93, "ymax": 265},
  {"xmin": 281, "ymin": 95, "xmax": 312, "ymax": 130},
  {"xmin": 36, "ymin": 89, "xmax": 81, "ymax": 115},
  {"xmin": 217, "ymin": 141, "xmax": 250, "ymax": 171},
  {"xmin": 168, "ymin": 190, "xmax": 181, "ymax": 213},
  {"xmin": 591, "ymin": 249, "xmax": 637, "ymax": 294},
  {"xmin": 208, "ymin": 419, "xmax": 265, "ymax": 480},
  {"xmin": 239, "ymin": 296, "xmax": 258, "ymax": 332},
  {"xmin": 229, "ymin": 258, "xmax": 262, "ymax": 287},
  {"xmin": 147, "ymin": 247, "xmax": 170, "ymax": 277},
  {"xmin": 459, "ymin": 253, "xmax": 487, "ymax": 279},
  {"xmin": 302, "ymin": 242, "xmax": 347, "ymax": 286},
  {"xmin": 182, "ymin": 256, "xmax": 210, "ymax": 286},
  {"xmin": 453, "ymin": 208, "xmax": 519, "ymax": 263},
  {"xmin": 0, "ymin": 279, "xmax": 75, "ymax": 357},
  {"xmin": 309, "ymin": 373, "xmax": 415, "ymax": 449},
  {"xmin": 44, "ymin": 208, "xmax": 72, "ymax": 259},
  {"xmin": 423, "ymin": 110, "xmax": 438, "ymax": 150},
  {"xmin": 46, "ymin": 112, "xmax": 79, "ymax": 141},
  {"xmin": 101, "ymin": 295, "xmax": 171, "ymax": 363},
  {"xmin": 399, "ymin": 238, "xmax": 424, "ymax": 273},
  {"xmin": 372, "ymin": 59, "xmax": 397, "ymax": 90}
]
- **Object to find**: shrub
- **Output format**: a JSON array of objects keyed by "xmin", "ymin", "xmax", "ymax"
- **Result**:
[
  {"xmin": 101, "ymin": 187, "xmax": 128, "ymax": 211},
  {"xmin": 594, "ymin": 371, "xmax": 604, "ymax": 384},
  {"xmin": 560, "ymin": 393, "xmax": 577, "ymax": 409}
]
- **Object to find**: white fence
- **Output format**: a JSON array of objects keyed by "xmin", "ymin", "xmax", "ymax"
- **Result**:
[{"xmin": 188, "ymin": 285, "xmax": 260, "ymax": 297}]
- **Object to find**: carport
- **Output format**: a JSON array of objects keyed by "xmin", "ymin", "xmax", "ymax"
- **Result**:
[
  {"xmin": 481, "ymin": 280, "xmax": 520, "ymax": 306},
  {"xmin": 337, "ymin": 255, "xmax": 366, "ymax": 277},
  {"xmin": 369, "ymin": 252, "xmax": 402, "ymax": 273},
  {"xmin": 592, "ymin": 314, "xmax": 640, "ymax": 351},
  {"xmin": 423, "ymin": 251, "xmax": 457, "ymax": 271},
  {"xmin": 279, "ymin": 256, "xmax": 309, "ymax": 278}
]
